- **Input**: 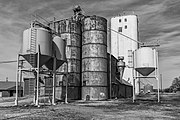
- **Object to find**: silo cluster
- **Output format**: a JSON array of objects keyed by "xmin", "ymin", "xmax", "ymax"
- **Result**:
[{"xmin": 21, "ymin": 7, "xmax": 159, "ymax": 102}]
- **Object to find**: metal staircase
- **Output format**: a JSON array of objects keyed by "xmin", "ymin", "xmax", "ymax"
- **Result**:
[{"xmin": 30, "ymin": 28, "xmax": 37, "ymax": 67}]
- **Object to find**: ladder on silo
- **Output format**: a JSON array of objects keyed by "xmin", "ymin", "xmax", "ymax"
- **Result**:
[{"xmin": 30, "ymin": 28, "xmax": 37, "ymax": 67}]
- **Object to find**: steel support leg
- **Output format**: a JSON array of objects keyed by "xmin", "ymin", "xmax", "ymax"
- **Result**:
[
  {"xmin": 35, "ymin": 45, "xmax": 40, "ymax": 106},
  {"xmin": 52, "ymin": 57, "xmax": 56, "ymax": 105},
  {"xmin": 15, "ymin": 54, "xmax": 20, "ymax": 106}
]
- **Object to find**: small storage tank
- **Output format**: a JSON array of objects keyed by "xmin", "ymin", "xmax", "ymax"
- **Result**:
[
  {"xmin": 82, "ymin": 15, "xmax": 108, "ymax": 100},
  {"xmin": 45, "ymin": 36, "xmax": 66, "ymax": 70},
  {"xmin": 21, "ymin": 27, "xmax": 52, "ymax": 67},
  {"xmin": 56, "ymin": 18, "xmax": 81, "ymax": 100},
  {"xmin": 134, "ymin": 47, "xmax": 157, "ymax": 76}
]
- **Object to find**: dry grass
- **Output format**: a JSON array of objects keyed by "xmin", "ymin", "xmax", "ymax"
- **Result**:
[{"xmin": 0, "ymin": 93, "xmax": 179, "ymax": 120}]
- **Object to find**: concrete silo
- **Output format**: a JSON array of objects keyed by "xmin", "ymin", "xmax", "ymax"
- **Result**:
[
  {"xmin": 82, "ymin": 15, "xmax": 108, "ymax": 100},
  {"xmin": 110, "ymin": 15, "xmax": 139, "ymax": 93}
]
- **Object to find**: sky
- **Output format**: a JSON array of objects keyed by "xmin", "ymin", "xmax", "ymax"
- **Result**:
[{"xmin": 0, "ymin": 0, "xmax": 180, "ymax": 88}]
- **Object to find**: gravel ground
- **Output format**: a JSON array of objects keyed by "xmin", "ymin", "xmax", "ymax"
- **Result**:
[{"xmin": 0, "ymin": 93, "xmax": 179, "ymax": 120}]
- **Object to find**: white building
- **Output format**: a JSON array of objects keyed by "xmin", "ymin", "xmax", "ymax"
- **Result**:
[{"xmin": 110, "ymin": 14, "xmax": 139, "ymax": 94}]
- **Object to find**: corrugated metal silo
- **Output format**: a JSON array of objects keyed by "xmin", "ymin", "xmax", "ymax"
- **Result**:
[
  {"xmin": 21, "ymin": 27, "xmax": 52, "ymax": 67},
  {"xmin": 57, "ymin": 18, "xmax": 81, "ymax": 100},
  {"xmin": 134, "ymin": 47, "xmax": 157, "ymax": 76},
  {"xmin": 82, "ymin": 16, "xmax": 108, "ymax": 100}
]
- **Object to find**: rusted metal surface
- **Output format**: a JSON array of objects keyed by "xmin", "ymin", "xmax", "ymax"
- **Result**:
[
  {"xmin": 66, "ymin": 47, "xmax": 81, "ymax": 60},
  {"xmin": 56, "ymin": 19, "xmax": 81, "ymax": 100},
  {"xmin": 56, "ymin": 74, "xmax": 81, "ymax": 100},
  {"xmin": 82, "ymin": 58, "xmax": 107, "ymax": 72},
  {"xmin": 82, "ymin": 31, "xmax": 107, "ymax": 45},
  {"xmin": 82, "ymin": 72, "xmax": 107, "ymax": 85},
  {"xmin": 61, "ymin": 86, "xmax": 81, "ymax": 100},
  {"xmin": 61, "ymin": 33, "xmax": 81, "ymax": 47},
  {"xmin": 82, "ymin": 87, "xmax": 108, "ymax": 100},
  {"xmin": 58, "ymin": 18, "xmax": 81, "ymax": 34},
  {"xmin": 59, "ymin": 60, "xmax": 80, "ymax": 73},
  {"xmin": 82, "ymin": 16, "xmax": 107, "ymax": 100},
  {"xmin": 82, "ymin": 16, "xmax": 107, "ymax": 32},
  {"xmin": 82, "ymin": 44, "xmax": 107, "ymax": 58}
]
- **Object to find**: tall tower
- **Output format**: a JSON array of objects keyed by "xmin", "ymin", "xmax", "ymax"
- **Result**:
[{"xmin": 110, "ymin": 14, "xmax": 139, "ymax": 93}]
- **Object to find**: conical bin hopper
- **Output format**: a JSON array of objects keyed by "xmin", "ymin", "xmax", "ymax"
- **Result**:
[
  {"xmin": 134, "ymin": 47, "xmax": 157, "ymax": 76},
  {"xmin": 45, "ymin": 36, "xmax": 67, "ymax": 70}
]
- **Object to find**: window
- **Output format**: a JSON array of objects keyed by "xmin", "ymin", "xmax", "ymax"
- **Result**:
[
  {"xmin": 125, "ymin": 25, "xmax": 127, "ymax": 29},
  {"xmin": 119, "ymin": 19, "xmax": 121, "ymax": 23},
  {"xmin": 118, "ymin": 27, "xmax": 122, "ymax": 32},
  {"xmin": 128, "ymin": 50, "xmax": 133, "ymax": 67},
  {"xmin": 125, "ymin": 18, "xmax": 127, "ymax": 22}
]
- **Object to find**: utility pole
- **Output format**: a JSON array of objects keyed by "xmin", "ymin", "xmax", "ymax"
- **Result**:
[{"xmin": 160, "ymin": 74, "xmax": 163, "ymax": 93}]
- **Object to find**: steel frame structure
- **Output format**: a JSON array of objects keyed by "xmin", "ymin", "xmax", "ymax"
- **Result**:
[
  {"xmin": 132, "ymin": 48, "xmax": 160, "ymax": 103},
  {"xmin": 15, "ymin": 51, "xmax": 68, "ymax": 106}
]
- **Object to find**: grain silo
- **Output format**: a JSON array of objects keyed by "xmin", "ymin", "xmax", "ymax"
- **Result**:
[
  {"xmin": 21, "ymin": 27, "xmax": 52, "ymax": 67},
  {"xmin": 110, "ymin": 14, "xmax": 139, "ymax": 94},
  {"xmin": 133, "ymin": 46, "xmax": 160, "ymax": 102},
  {"xmin": 57, "ymin": 18, "xmax": 81, "ymax": 100},
  {"xmin": 81, "ymin": 15, "xmax": 108, "ymax": 100}
]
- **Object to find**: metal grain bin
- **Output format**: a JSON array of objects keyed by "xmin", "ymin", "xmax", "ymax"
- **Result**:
[
  {"xmin": 21, "ymin": 28, "xmax": 52, "ymax": 67},
  {"xmin": 82, "ymin": 16, "xmax": 108, "ymax": 100},
  {"xmin": 134, "ymin": 47, "xmax": 157, "ymax": 76},
  {"xmin": 56, "ymin": 18, "xmax": 81, "ymax": 100}
]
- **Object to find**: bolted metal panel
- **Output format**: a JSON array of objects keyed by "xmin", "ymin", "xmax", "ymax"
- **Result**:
[
  {"xmin": 61, "ymin": 86, "xmax": 81, "ymax": 100},
  {"xmin": 55, "ymin": 18, "xmax": 81, "ymax": 100},
  {"xmin": 82, "ymin": 31, "xmax": 107, "ymax": 45},
  {"xmin": 82, "ymin": 72, "xmax": 107, "ymax": 86},
  {"xmin": 82, "ymin": 44, "xmax": 107, "ymax": 58},
  {"xmin": 61, "ymin": 33, "xmax": 81, "ymax": 47},
  {"xmin": 56, "ymin": 74, "xmax": 81, "ymax": 100},
  {"xmin": 82, "ymin": 87, "xmax": 108, "ymax": 100},
  {"xmin": 82, "ymin": 16, "xmax": 107, "ymax": 32},
  {"xmin": 58, "ymin": 19, "xmax": 81, "ymax": 34},
  {"xmin": 82, "ymin": 16, "xmax": 107, "ymax": 100},
  {"xmin": 59, "ymin": 60, "xmax": 80, "ymax": 73},
  {"xmin": 82, "ymin": 58, "xmax": 107, "ymax": 72},
  {"xmin": 66, "ymin": 47, "xmax": 81, "ymax": 60}
]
